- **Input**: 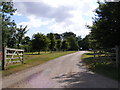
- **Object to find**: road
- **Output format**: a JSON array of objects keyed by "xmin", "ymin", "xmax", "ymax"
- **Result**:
[{"xmin": 3, "ymin": 51, "xmax": 118, "ymax": 88}]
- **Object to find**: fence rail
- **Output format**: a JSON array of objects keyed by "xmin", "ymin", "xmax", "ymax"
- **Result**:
[
  {"xmin": 2, "ymin": 47, "xmax": 24, "ymax": 70},
  {"xmin": 93, "ymin": 48, "xmax": 119, "ymax": 66}
]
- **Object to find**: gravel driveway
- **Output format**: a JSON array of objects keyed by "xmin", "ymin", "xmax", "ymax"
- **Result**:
[{"xmin": 2, "ymin": 51, "xmax": 118, "ymax": 88}]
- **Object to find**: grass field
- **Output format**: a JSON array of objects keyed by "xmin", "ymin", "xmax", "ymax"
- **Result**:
[
  {"xmin": 81, "ymin": 51, "xmax": 119, "ymax": 81},
  {"xmin": 2, "ymin": 51, "xmax": 76, "ymax": 76}
]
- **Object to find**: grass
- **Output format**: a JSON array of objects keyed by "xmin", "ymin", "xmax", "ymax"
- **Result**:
[
  {"xmin": 81, "ymin": 51, "xmax": 120, "ymax": 81},
  {"xmin": 2, "ymin": 51, "xmax": 76, "ymax": 76}
]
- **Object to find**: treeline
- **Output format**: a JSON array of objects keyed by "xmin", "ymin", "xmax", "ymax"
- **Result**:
[{"xmin": 4, "ymin": 31, "xmax": 90, "ymax": 53}]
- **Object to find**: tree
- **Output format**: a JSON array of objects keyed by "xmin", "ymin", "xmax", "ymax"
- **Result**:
[
  {"xmin": 77, "ymin": 36, "xmax": 84, "ymax": 50},
  {"xmin": 79, "ymin": 35, "xmax": 90, "ymax": 50},
  {"xmin": 54, "ymin": 33, "xmax": 61, "ymax": 39},
  {"xmin": 61, "ymin": 40, "xmax": 69, "ymax": 51},
  {"xmin": 90, "ymin": 2, "xmax": 120, "ymax": 66},
  {"xmin": 22, "ymin": 36, "xmax": 31, "ymax": 45},
  {"xmin": 56, "ymin": 39, "xmax": 62, "ymax": 51},
  {"xmin": 91, "ymin": 2, "xmax": 120, "ymax": 48},
  {"xmin": 21, "ymin": 36, "xmax": 31, "ymax": 52},
  {"xmin": 62, "ymin": 32, "xmax": 76, "ymax": 39},
  {"xmin": 16, "ymin": 25, "xmax": 28, "ymax": 48},
  {"xmin": 67, "ymin": 36, "xmax": 79, "ymax": 50},
  {"xmin": 47, "ymin": 33, "xmax": 56, "ymax": 52},
  {"xmin": 32, "ymin": 33, "xmax": 50, "ymax": 54},
  {"xmin": 62, "ymin": 32, "xmax": 78, "ymax": 50},
  {"xmin": 1, "ymin": 1, "xmax": 17, "ymax": 47},
  {"xmin": 87, "ymin": 33, "xmax": 100, "ymax": 50}
]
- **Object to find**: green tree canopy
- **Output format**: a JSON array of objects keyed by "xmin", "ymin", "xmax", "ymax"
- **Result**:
[
  {"xmin": 56, "ymin": 39, "xmax": 62, "ymax": 51},
  {"xmin": 54, "ymin": 33, "xmax": 61, "ymax": 39},
  {"xmin": 67, "ymin": 36, "xmax": 79, "ymax": 50},
  {"xmin": 91, "ymin": 2, "xmax": 120, "ymax": 48},
  {"xmin": 62, "ymin": 32, "xmax": 76, "ymax": 39},
  {"xmin": 16, "ymin": 25, "xmax": 28, "ymax": 48},
  {"xmin": 32, "ymin": 33, "xmax": 50, "ymax": 54},
  {"xmin": 47, "ymin": 33, "xmax": 56, "ymax": 52},
  {"xmin": 61, "ymin": 40, "xmax": 69, "ymax": 51},
  {"xmin": 1, "ymin": 1, "xmax": 17, "ymax": 47}
]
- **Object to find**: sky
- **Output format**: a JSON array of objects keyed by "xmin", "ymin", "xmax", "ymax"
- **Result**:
[{"xmin": 11, "ymin": 0, "xmax": 100, "ymax": 38}]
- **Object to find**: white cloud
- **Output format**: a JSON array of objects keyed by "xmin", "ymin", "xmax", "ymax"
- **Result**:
[
  {"xmin": 18, "ymin": 15, "xmax": 51, "ymax": 29},
  {"xmin": 13, "ymin": 0, "xmax": 99, "ymax": 38}
]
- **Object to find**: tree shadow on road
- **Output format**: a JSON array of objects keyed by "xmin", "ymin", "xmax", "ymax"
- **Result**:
[{"xmin": 52, "ymin": 62, "xmax": 118, "ymax": 88}]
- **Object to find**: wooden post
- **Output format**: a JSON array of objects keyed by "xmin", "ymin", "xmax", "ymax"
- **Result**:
[
  {"xmin": 2, "ymin": 47, "xmax": 4, "ymax": 70},
  {"xmin": 2, "ymin": 47, "xmax": 6, "ymax": 70}
]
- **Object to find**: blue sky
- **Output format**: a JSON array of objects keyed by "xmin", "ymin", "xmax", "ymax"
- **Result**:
[{"xmin": 11, "ymin": 0, "xmax": 100, "ymax": 38}]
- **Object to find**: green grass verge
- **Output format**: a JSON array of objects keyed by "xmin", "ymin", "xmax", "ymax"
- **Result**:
[
  {"xmin": 81, "ymin": 51, "xmax": 120, "ymax": 81},
  {"xmin": 2, "ymin": 51, "xmax": 77, "ymax": 76}
]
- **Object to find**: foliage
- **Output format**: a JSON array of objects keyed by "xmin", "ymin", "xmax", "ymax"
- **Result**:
[
  {"xmin": 67, "ymin": 36, "xmax": 79, "ymax": 50},
  {"xmin": 62, "ymin": 32, "xmax": 76, "ymax": 39},
  {"xmin": 78, "ymin": 35, "xmax": 90, "ymax": 50},
  {"xmin": 16, "ymin": 25, "xmax": 28, "ymax": 48},
  {"xmin": 32, "ymin": 33, "xmax": 50, "ymax": 54},
  {"xmin": 56, "ymin": 39, "xmax": 62, "ymax": 51},
  {"xmin": 1, "ymin": 1, "xmax": 28, "ymax": 48},
  {"xmin": 54, "ymin": 33, "xmax": 61, "ymax": 39},
  {"xmin": 47, "ymin": 33, "xmax": 56, "ymax": 52},
  {"xmin": 61, "ymin": 40, "xmax": 69, "ymax": 51},
  {"xmin": 62, "ymin": 32, "xmax": 79, "ymax": 50},
  {"xmin": 82, "ymin": 52, "xmax": 120, "ymax": 80},
  {"xmin": 1, "ymin": 2, "xmax": 17, "ymax": 47},
  {"xmin": 22, "ymin": 36, "xmax": 31, "ymax": 45},
  {"xmin": 90, "ymin": 2, "xmax": 120, "ymax": 48}
]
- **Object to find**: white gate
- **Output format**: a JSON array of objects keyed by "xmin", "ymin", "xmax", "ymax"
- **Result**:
[{"xmin": 3, "ymin": 47, "xmax": 24, "ymax": 69}]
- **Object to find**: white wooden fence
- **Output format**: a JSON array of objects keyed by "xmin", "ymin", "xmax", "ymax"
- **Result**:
[{"xmin": 3, "ymin": 47, "xmax": 24, "ymax": 69}]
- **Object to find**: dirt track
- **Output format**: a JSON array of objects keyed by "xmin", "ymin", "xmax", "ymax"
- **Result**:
[{"xmin": 3, "ymin": 51, "xmax": 118, "ymax": 88}]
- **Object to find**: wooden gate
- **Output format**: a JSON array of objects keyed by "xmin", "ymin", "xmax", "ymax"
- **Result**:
[{"xmin": 3, "ymin": 47, "xmax": 24, "ymax": 70}]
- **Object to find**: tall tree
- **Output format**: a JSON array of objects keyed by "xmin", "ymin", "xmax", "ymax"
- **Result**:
[
  {"xmin": 16, "ymin": 25, "xmax": 28, "ymax": 48},
  {"xmin": 91, "ymin": 2, "xmax": 120, "ymax": 48},
  {"xmin": 54, "ymin": 33, "xmax": 61, "ymax": 39},
  {"xmin": 47, "ymin": 33, "xmax": 56, "ymax": 52},
  {"xmin": 22, "ymin": 36, "xmax": 31, "ymax": 45},
  {"xmin": 21, "ymin": 36, "xmax": 31, "ymax": 52},
  {"xmin": 56, "ymin": 39, "xmax": 62, "ymax": 51},
  {"xmin": 62, "ymin": 32, "xmax": 78, "ymax": 50},
  {"xmin": 90, "ymin": 2, "xmax": 120, "ymax": 66},
  {"xmin": 1, "ymin": 1, "xmax": 17, "ymax": 47},
  {"xmin": 32, "ymin": 33, "xmax": 50, "ymax": 54},
  {"xmin": 67, "ymin": 36, "xmax": 79, "ymax": 50},
  {"xmin": 62, "ymin": 32, "xmax": 76, "ymax": 40},
  {"xmin": 61, "ymin": 40, "xmax": 69, "ymax": 51}
]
